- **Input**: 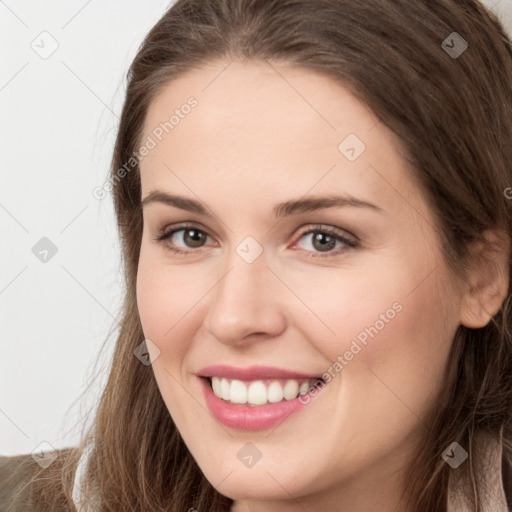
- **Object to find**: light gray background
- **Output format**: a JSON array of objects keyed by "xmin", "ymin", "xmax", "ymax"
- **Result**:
[
  {"xmin": 1, "ymin": 0, "xmax": 511, "ymax": 457},
  {"xmin": 0, "ymin": 0, "xmax": 174, "ymax": 457}
]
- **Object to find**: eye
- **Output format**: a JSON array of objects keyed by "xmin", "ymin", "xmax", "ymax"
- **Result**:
[
  {"xmin": 155, "ymin": 223, "xmax": 214, "ymax": 255},
  {"xmin": 290, "ymin": 225, "xmax": 358, "ymax": 258},
  {"xmin": 154, "ymin": 222, "xmax": 358, "ymax": 258}
]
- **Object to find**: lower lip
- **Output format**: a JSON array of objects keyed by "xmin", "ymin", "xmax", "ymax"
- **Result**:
[{"xmin": 199, "ymin": 377, "xmax": 325, "ymax": 431}]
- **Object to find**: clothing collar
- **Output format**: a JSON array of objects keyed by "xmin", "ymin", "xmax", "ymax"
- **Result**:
[
  {"xmin": 447, "ymin": 427, "xmax": 508, "ymax": 511},
  {"xmin": 72, "ymin": 436, "xmax": 98, "ymax": 512}
]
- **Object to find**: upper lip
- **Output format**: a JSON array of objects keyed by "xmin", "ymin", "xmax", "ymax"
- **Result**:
[{"xmin": 197, "ymin": 365, "xmax": 324, "ymax": 381}]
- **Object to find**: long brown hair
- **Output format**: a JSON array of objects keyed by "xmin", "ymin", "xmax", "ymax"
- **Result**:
[{"xmin": 7, "ymin": 1, "xmax": 512, "ymax": 510}]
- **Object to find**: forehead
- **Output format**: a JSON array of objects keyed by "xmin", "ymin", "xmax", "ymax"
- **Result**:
[{"xmin": 139, "ymin": 59, "xmax": 428, "ymax": 223}]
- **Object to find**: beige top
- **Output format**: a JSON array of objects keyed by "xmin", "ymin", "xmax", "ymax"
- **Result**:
[{"xmin": 447, "ymin": 428, "xmax": 509, "ymax": 512}]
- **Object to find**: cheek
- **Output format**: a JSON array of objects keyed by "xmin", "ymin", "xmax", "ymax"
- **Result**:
[
  {"xmin": 136, "ymin": 261, "xmax": 172, "ymax": 343},
  {"xmin": 274, "ymin": 261, "xmax": 409, "ymax": 362},
  {"xmin": 136, "ymin": 250, "xmax": 213, "ymax": 364},
  {"xmin": 332, "ymin": 264, "xmax": 458, "ymax": 427},
  {"xmin": 293, "ymin": 256, "xmax": 457, "ymax": 407},
  {"xmin": 135, "ymin": 254, "xmax": 208, "ymax": 418}
]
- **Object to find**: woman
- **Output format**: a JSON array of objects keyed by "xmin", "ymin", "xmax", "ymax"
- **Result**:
[{"xmin": 1, "ymin": 0, "xmax": 512, "ymax": 510}]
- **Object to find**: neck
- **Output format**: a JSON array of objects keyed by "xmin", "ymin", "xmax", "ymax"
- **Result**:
[{"xmin": 228, "ymin": 450, "xmax": 412, "ymax": 512}]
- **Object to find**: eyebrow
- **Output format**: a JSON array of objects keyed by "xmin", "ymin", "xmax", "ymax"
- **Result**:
[{"xmin": 140, "ymin": 190, "xmax": 384, "ymax": 218}]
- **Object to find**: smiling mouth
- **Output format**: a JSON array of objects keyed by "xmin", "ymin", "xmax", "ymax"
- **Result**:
[{"xmin": 204, "ymin": 376, "xmax": 325, "ymax": 407}]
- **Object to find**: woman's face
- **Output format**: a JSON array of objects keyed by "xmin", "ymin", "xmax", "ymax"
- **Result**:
[{"xmin": 136, "ymin": 60, "xmax": 463, "ymax": 510}]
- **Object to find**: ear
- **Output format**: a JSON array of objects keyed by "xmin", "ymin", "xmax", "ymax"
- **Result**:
[{"xmin": 460, "ymin": 228, "xmax": 510, "ymax": 329}]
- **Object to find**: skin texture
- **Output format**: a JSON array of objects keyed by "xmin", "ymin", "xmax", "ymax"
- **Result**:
[{"xmin": 135, "ymin": 60, "xmax": 506, "ymax": 512}]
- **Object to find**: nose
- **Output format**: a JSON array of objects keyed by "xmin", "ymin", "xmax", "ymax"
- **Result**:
[{"xmin": 203, "ymin": 248, "xmax": 287, "ymax": 346}]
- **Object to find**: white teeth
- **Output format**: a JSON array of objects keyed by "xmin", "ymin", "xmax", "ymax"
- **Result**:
[
  {"xmin": 210, "ymin": 377, "xmax": 322, "ymax": 405},
  {"xmin": 283, "ymin": 380, "xmax": 299, "ymax": 400},
  {"xmin": 267, "ymin": 380, "xmax": 284, "ymax": 403},
  {"xmin": 212, "ymin": 376, "xmax": 222, "ymax": 397},
  {"xmin": 247, "ymin": 381, "xmax": 267, "ymax": 405},
  {"xmin": 220, "ymin": 378, "xmax": 230, "ymax": 400},
  {"xmin": 230, "ymin": 380, "xmax": 247, "ymax": 404},
  {"xmin": 299, "ymin": 381, "xmax": 310, "ymax": 395}
]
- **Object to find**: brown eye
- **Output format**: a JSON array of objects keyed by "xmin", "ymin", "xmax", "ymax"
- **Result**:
[
  {"xmin": 291, "ymin": 225, "xmax": 359, "ymax": 259},
  {"xmin": 181, "ymin": 229, "xmax": 207, "ymax": 248},
  {"xmin": 310, "ymin": 232, "xmax": 337, "ymax": 252},
  {"xmin": 156, "ymin": 226, "xmax": 212, "ymax": 253}
]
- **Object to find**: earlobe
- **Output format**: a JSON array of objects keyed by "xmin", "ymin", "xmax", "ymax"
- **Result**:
[{"xmin": 459, "ymin": 229, "xmax": 510, "ymax": 329}]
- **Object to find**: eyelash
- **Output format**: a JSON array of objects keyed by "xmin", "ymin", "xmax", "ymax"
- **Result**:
[{"xmin": 154, "ymin": 222, "xmax": 359, "ymax": 259}]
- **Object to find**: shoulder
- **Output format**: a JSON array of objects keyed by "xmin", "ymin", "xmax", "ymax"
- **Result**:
[
  {"xmin": 0, "ymin": 453, "xmax": 43, "ymax": 490},
  {"xmin": 0, "ymin": 449, "xmax": 75, "ymax": 512},
  {"xmin": 0, "ymin": 453, "xmax": 42, "ymax": 511}
]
